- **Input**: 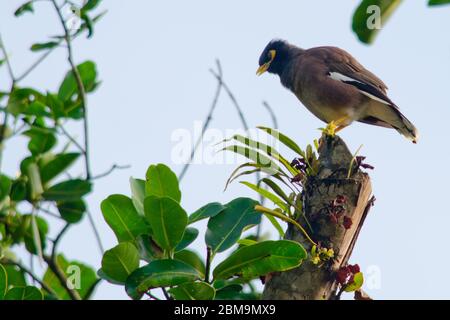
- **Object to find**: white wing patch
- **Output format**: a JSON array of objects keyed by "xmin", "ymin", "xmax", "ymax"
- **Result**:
[
  {"xmin": 328, "ymin": 71, "xmax": 391, "ymax": 106},
  {"xmin": 328, "ymin": 71, "xmax": 360, "ymax": 83}
]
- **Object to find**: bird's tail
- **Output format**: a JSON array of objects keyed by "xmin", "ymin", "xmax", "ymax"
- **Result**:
[
  {"xmin": 395, "ymin": 111, "xmax": 419, "ymax": 144},
  {"xmin": 362, "ymin": 101, "xmax": 419, "ymax": 143}
]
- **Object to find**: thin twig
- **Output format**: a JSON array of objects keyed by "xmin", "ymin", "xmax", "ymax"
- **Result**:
[
  {"xmin": 52, "ymin": 0, "xmax": 91, "ymax": 180},
  {"xmin": 210, "ymin": 69, "xmax": 250, "ymax": 130},
  {"xmin": 16, "ymin": 42, "xmax": 60, "ymax": 82},
  {"xmin": 1, "ymin": 259, "xmax": 57, "ymax": 297},
  {"xmin": 52, "ymin": 0, "xmax": 104, "ymax": 255},
  {"xmin": 178, "ymin": 60, "xmax": 223, "ymax": 182},
  {"xmin": 0, "ymin": 34, "xmax": 16, "ymax": 171},
  {"xmin": 161, "ymin": 288, "xmax": 172, "ymax": 300},
  {"xmin": 52, "ymin": 223, "xmax": 71, "ymax": 259},
  {"xmin": 91, "ymin": 163, "xmax": 131, "ymax": 180},
  {"xmin": 145, "ymin": 291, "xmax": 161, "ymax": 300},
  {"xmin": 210, "ymin": 68, "xmax": 265, "ymax": 237},
  {"xmin": 204, "ymin": 247, "xmax": 211, "ymax": 283},
  {"xmin": 0, "ymin": 33, "xmax": 16, "ymax": 81},
  {"xmin": 38, "ymin": 205, "xmax": 64, "ymax": 220},
  {"xmin": 86, "ymin": 209, "xmax": 104, "ymax": 254},
  {"xmin": 58, "ymin": 124, "xmax": 86, "ymax": 153},
  {"xmin": 262, "ymin": 101, "xmax": 278, "ymax": 129},
  {"xmin": 43, "ymin": 254, "xmax": 82, "ymax": 300}
]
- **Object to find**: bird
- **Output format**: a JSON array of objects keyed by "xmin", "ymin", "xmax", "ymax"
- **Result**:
[{"xmin": 256, "ymin": 39, "xmax": 418, "ymax": 143}]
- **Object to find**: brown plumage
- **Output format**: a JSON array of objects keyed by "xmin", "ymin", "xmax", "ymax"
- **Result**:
[{"xmin": 257, "ymin": 39, "xmax": 418, "ymax": 143}]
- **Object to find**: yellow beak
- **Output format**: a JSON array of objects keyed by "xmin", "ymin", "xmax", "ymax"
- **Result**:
[{"xmin": 256, "ymin": 63, "xmax": 270, "ymax": 76}]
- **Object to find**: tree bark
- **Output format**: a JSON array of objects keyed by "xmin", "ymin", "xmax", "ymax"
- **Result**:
[{"xmin": 262, "ymin": 135, "xmax": 373, "ymax": 300}]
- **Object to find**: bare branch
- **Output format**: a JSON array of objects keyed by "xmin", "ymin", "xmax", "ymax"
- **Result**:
[
  {"xmin": 43, "ymin": 254, "xmax": 82, "ymax": 300},
  {"xmin": 262, "ymin": 101, "xmax": 279, "ymax": 129},
  {"xmin": 52, "ymin": 0, "xmax": 91, "ymax": 180},
  {"xmin": 178, "ymin": 60, "xmax": 223, "ymax": 182},
  {"xmin": 1, "ymin": 258, "xmax": 57, "ymax": 297},
  {"xmin": 92, "ymin": 164, "xmax": 131, "ymax": 180},
  {"xmin": 0, "ymin": 33, "xmax": 16, "ymax": 82}
]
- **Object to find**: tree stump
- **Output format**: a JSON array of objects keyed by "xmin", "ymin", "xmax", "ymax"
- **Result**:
[{"xmin": 262, "ymin": 135, "xmax": 373, "ymax": 300}]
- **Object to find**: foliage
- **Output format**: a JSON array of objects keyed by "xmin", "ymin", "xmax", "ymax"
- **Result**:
[
  {"xmin": 99, "ymin": 164, "xmax": 307, "ymax": 300},
  {"xmin": 0, "ymin": 0, "xmax": 105, "ymax": 300},
  {"xmin": 352, "ymin": 0, "xmax": 450, "ymax": 44}
]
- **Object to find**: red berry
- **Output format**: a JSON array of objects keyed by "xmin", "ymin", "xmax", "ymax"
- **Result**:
[
  {"xmin": 349, "ymin": 264, "xmax": 360, "ymax": 274},
  {"xmin": 336, "ymin": 266, "xmax": 351, "ymax": 284},
  {"xmin": 343, "ymin": 216, "xmax": 353, "ymax": 229}
]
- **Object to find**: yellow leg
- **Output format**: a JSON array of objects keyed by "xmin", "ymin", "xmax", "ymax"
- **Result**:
[{"xmin": 322, "ymin": 116, "xmax": 351, "ymax": 136}]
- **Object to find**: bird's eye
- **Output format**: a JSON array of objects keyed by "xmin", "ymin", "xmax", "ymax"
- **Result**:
[{"xmin": 267, "ymin": 50, "xmax": 276, "ymax": 62}]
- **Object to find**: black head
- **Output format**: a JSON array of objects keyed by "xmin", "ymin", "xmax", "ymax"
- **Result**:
[{"xmin": 257, "ymin": 39, "xmax": 296, "ymax": 76}]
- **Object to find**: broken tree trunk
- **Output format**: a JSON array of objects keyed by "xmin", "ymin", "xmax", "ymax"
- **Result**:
[{"xmin": 262, "ymin": 135, "xmax": 374, "ymax": 300}]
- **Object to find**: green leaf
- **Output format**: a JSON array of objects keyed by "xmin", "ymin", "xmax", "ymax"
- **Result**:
[
  {"xmin": 352, "ymin": 0, "xmax": 402, "ymax": 44},
  {"xmin": 344, "ymin": 272, "xmax": 364, "ymax": 292},
  {"xmin": 2, "ymin": 265, "xmax": 26, "ymax": 287},
  {"xmin": 58, "ymin": 61, "xmax": 97, "ymax": 101},
  {"xmin": 25, "ymin": 101, "xmax": 50, "ymax": 117},
  {"xmin": 136, "ymin": 235, "xmax": 163, "ymax": 262},
  {"xmin": 43, "ymin": 255, "xmax": 98, "ymax": 300},
  {"xmin": 188, "ymin": 202, "xmax": 225, "ymax": 224},
  {"xmin": 145, "ymin": 164, "xmax": 181, "ymax": 203},
  {"xmin": 129, "ymin": 177, "xmax": 145, "ymax": 216},
  {"xmin": 10, "ymin": 178, "xmax": 27, "ymax": 202},
  {"xmin": 221, "ymin": 145, "xmax": 282, "ymax": 174},
  {"xmin": 214, "ymin": 284, "xmax": 245, "ymax": 300},
  {"xmin": 14, "ymin": 1, "xmax": 34, "ymax": 16},
  {"xmin": 101, "ymin": 194, "xmax": 150, "ymax": 243},
  {"xmin": 213, "ymin": 240, "xmax": 307, "ymax": 280},
  {"xmin": 225, "ymin": 162, "xmax": 280, "ymax": 191},
  {"xmin": 0, "ymin": 175, "xmax": 12, "ymax": 202},
  {"xmin": 257, "ymin": 126, "xmax": 305, "ymax": 157},
  {"xmin": 429, "ymin": 0, "xmax": 450, "ymax": 5},
  {"xmin": 175, "ymin": 227, "xmax": 198, "ymax": 252},
  {"xmin": 237, "ymin": 238, "xmax": 258, "ymax": 246},
  {"xmin": 225, "ymin": 134, "xmax": 298, "ymax": 175},
  {"xmin": 82, "ymin": 0, "xmax": 102, "ymax": 12},
  {"xmin": 40, "ymin": 153, "xmax": 80, "ymax": 184},
  {"xmin": 205, "ymin": 198, "xmax": 261, "ymax": 255},
  {"xmin": 81, "ymin": 12, "xmax": 94, "ymax": 38},
  {"xmin": 30, "ymin": 41, "xmax": 59, "ymax": 52},
  {"xmin": 26, "ymin": 162, "xmax": 43, "ymax": 200},
  {"xmin": 25, "ymin": 130, "xmax": 57, "ymax": 156},
  {"xmin": 260, "ymin": 178, "xmax": 291, "ymax": 204},
  {"xmin": 45, "ymin": 92, "xmax": 66, "ymax": 119},
  {"xmin": 240, "ymin": 181, "xmax": 289, "ymax": 213},
  {"xmin": 169, "ymin": 282, "xmax": 215, "ymax": 300},
  {"xmin": 125, "ymin": 259, "xmax": 200, "ymax": 300},
  {"xmin": 0, "ymin": 264, "xmax": 7, "ymax": 300},
  {"xmin": 263, "ymin": 213, "xmax": 285, "ymax": 238},
  {"xmin": 42, "ymin": 179, "xmax": 91, "ymax": 201},
  {"xmin": 144, "ymin": 196, "xmax": 187, "ymax": 252},
  {"xmin": 4, "ymin": 286, "xmax": 42, "ymax": 300},
  {"xmin": 101, "ymin": 242, "xmax": 140, "ymax": 284},
  {"xmin": 57, "ymin": 200, "xmax": 86, "ymax": 223},
  {"xmin": 23, "ymin": 214, "xmax": 48, "ymax": 255},
  {"xmin": 6, "ymin": 87, "xmax": 44, "ymax": 116},
  {"xmin": 173, "ymin": 250, "xmax": 205, "ymax": 278}
]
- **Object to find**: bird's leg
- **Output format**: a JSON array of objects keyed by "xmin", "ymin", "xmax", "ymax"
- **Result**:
[
  {"xmin": 324, "ymin": 116, "xmax": 351, "ymax": 136},
  {"xmin": 319, "ymin": 116, "xmax": 351, "ymax": 147}
]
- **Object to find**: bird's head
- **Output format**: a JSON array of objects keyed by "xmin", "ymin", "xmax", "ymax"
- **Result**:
[{"xmin": 256, "ymin": 39, "xmax": 294, "ymax": 76}]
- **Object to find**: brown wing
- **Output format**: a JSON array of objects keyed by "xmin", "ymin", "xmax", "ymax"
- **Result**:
[{"xmin": 318, "ymin": 46, "xmax": 388, "ymax": 93}]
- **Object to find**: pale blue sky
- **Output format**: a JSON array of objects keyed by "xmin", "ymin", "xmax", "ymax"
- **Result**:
[{"xmin": 1, "ymin": 0, "xmax": 450, "ymax": 299}]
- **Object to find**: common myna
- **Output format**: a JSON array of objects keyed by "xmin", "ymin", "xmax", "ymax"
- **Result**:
[{"xmin": 257, "ymin": 39, "xmax": 418, "ymax": 143}]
